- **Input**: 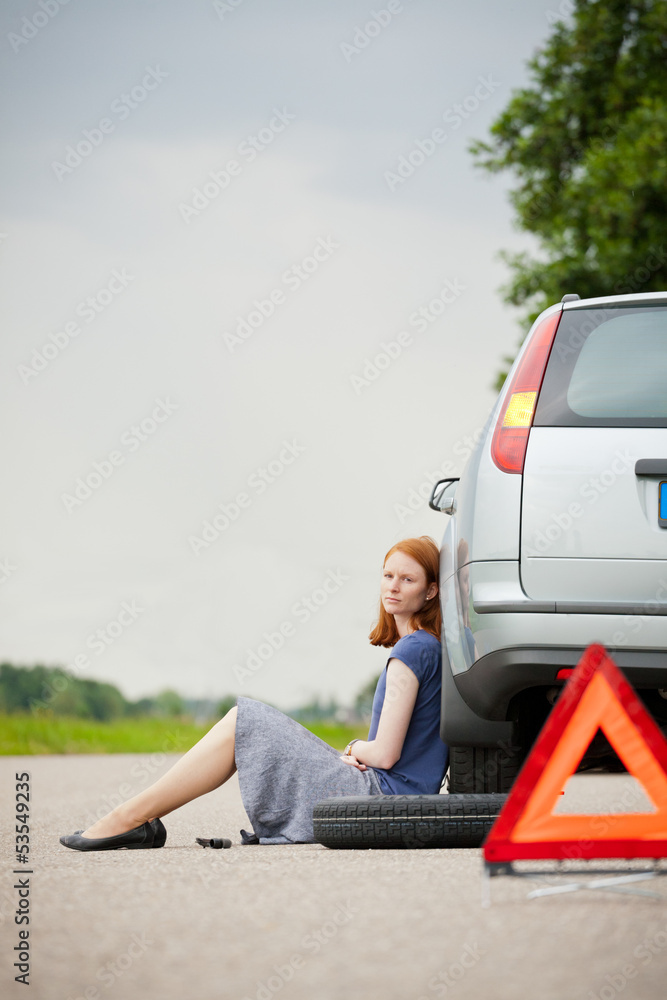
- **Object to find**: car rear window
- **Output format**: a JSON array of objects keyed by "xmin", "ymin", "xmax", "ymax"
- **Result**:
[{"xmin": 533, "ymin": 304, "xmax": 667, "ymax": 427}]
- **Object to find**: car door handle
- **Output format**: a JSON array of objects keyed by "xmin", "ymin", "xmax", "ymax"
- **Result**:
[{"xmin": 635, "ymin": 459, "xmax": 667, "ymax": 476}]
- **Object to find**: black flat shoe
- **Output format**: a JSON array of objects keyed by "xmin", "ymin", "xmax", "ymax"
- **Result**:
[
  {"xmin": 67, "ymin": 818, "xmax": 166, "ymax": 848},
  {"xmin": 150, "ymin": 818, "xmax": 167, "ymax": 848},
  {"xmin": 59, "ymin": 820, "xmax": 155, "ymax": 852}
]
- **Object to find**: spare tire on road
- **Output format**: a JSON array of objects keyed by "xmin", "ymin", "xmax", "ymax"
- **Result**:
[{"xmin": 313, "ymin": 793, "xmax": 507, "ymax": 849}]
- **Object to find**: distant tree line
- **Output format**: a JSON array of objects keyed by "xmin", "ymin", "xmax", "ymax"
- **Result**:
[
  {"xmin": 0, "ymin": 663, "xmax": 377, "ymax": 724},
  {"xmin": 288, "ymin": 676, "xmax": 380, "ymax": 724},
  {"xmin": 0, "ymin": 663, "xmax": 231, "ymax": 722}
]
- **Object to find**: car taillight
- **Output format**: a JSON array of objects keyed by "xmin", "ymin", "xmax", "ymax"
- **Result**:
[{"xmin": 490, "ymin": 309, "xmax": 562, "ymax": 474}]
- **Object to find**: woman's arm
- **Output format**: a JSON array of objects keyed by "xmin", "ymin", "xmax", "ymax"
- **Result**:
[{"xmin": 341, "ymin": 658, "xmax": 419, "ymax": 770}]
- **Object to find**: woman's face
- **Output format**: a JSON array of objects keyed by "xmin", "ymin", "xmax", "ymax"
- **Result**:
[{"xmin": 381, "ymin": 550, "xmax": 437, "ymax": 621}]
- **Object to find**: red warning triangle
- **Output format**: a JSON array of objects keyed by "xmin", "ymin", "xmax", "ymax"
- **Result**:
[{"xmin": 483, "ymin": 644, "xmax": 667, "ymax": 862}]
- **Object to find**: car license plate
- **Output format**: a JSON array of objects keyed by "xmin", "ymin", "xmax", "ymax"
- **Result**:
[{"xmin": 660, "ymin": 481, "xmax": 667, "ymax": 528}]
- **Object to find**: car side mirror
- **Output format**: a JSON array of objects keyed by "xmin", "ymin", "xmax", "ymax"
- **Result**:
[{"xmin": 429, "ymin": 477, "xmax": 460, "ymax": 514}]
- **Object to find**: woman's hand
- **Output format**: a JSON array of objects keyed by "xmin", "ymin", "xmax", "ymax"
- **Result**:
[{"xmin": 339, "ymin": 754, "xmax": 367, "ymax": 771}]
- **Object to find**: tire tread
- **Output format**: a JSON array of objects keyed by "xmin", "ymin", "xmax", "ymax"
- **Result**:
[
  {"xmin": 448, "ymin": 746, "xmax": 523, "ymax": 794},
  {"xmin": 312, "ymin": 793, "xmax": 506, "ymax": 849}
]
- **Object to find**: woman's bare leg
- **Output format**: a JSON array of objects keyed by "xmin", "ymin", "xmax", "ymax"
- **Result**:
[{"xmin": 80, "ymin": 707, "xmax": 238, "ymax": 839}]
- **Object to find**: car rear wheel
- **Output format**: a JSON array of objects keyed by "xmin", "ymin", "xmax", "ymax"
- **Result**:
[
  {"xmin": 447, "ymin": 745, "xmax": 524, "ymax": 794},
  {"xmin": 312, "ymin": 794, "xmax": 507, "ymax": 849}
]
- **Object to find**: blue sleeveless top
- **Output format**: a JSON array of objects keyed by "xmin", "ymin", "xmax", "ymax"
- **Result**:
[{"xmin": 367, "ymin": 630, "xmax": 449, "ymax": 795}]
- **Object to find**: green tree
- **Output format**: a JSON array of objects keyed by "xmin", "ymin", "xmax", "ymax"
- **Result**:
[
  {"xmin": 471, "ymin": 0, "xmax": 667, "ymax": 386},
  {"xmin": 127, "ymin": 696, "xmax": 157, "ymax": 717},
  {"xmin": 153, "ymin": 688, "xmax": 185, "ymax": 717},
  {"xmin": 0, "ymin": 663, "xmax": 132, "ymax": 717},
  {"xmin": 0, "ymin": 663, "xmax": 68, "ymax": 713},
  {"xmin": 78, "ymin": 679, "xmax": 127, "ymax": 721}
]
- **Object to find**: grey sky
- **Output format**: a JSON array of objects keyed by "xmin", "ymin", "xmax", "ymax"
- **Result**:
[{"xmin": 0, "ymin": 0, "xmax": 560, "ymax": 709}]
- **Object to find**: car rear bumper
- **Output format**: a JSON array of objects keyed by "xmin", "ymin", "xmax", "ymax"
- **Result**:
[
  {"xmin": 440, "ymin": 640, "xmax": 667, "ymax": 748},
  {"xmin": 439, "ymin": 558, "xmax": 667, "ymax": 746},
  {"xmin": 455, "ymin": 645, "xmax": 667, "ymax": 722}
]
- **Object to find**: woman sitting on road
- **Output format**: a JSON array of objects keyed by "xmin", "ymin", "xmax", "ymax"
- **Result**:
[{"xmin": 60, "ymin": 536, "xmax": 449, "ymax": 850}]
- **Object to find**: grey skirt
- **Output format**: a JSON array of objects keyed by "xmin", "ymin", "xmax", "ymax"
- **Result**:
[{"xmin": 234, "ymin": 696, "xmax": 382, "ymax": 844}]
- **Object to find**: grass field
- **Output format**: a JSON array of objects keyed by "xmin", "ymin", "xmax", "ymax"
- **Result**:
[{"xmin": 0, "ymin": 713, "xmax": 367, "ymax": 755}]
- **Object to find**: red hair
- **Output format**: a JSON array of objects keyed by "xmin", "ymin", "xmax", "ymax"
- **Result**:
[{"xmin": 368, "ymin": 536, "xmax": 441, "ymax": 648}]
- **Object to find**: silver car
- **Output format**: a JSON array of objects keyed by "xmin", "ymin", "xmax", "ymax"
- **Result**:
[{"xmin": 430, "ymin": 291, "xmax": 667, "ymax": 792}]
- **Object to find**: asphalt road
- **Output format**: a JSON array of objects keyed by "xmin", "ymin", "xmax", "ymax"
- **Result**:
[{"xmin": 2, "ymin": 754, "xmax": 667, "ymax": 1000}]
